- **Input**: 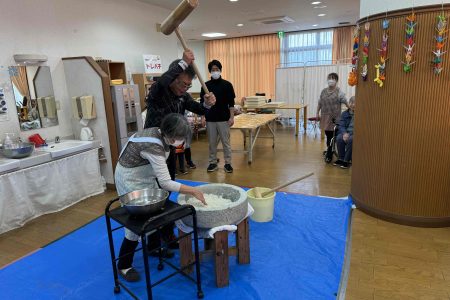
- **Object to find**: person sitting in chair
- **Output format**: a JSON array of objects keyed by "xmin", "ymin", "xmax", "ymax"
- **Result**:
[{"xmin": 333, "ymin": 96, "xmax": 355, "ymax": 169}]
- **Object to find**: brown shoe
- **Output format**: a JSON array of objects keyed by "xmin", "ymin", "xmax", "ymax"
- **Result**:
[{"xmin": 118, "ymin": 267, "xmax": 140, "ymax": 282}]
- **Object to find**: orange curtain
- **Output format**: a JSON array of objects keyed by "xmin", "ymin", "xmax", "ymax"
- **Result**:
[
  {"xmin": 10, "ymin": 66, "xmax": 30, "ymax": 100},
  {"xmin": 205, "ymin": 34, "xmax": 280, "ymax": 101},
  {"xmin": 332, "ymin": 26, "xmax": 354, "ymax": 63}
]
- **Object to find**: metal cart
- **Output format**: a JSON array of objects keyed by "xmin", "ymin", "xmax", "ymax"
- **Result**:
[{"xmin": 105, "ymin": 199, "xmax": 203, "ymax": 300}]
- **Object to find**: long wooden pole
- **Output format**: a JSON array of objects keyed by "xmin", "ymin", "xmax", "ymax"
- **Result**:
[
  {"xmin": 175, "ymin": 28, "xmax": 210, "ymax": 94},
  {"xmin": 261, "ymin": 172, "xmax": 314, "ymax": 197}
]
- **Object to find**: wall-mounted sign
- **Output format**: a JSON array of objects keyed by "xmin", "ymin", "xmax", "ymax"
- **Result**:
[{"xmin": 143, "ymin": 55, "xmax": 162, "ymax": 73}]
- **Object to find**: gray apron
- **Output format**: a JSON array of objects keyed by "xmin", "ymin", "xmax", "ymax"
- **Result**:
[{"xmin": 114, "ymin": 134, "xmax": 166, "ymax": 241}]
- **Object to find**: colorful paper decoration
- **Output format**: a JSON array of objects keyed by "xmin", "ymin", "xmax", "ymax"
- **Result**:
[
  {"xmin": 361, "ymin": 22, "xmax": 370, "ymax": 80},
  {"xmin": 348, "ymin": 25, "xmax": 360, "ymax": 86},
  {"xmin": 374, "ymin": 19, "xmax": 389, "ymax": 87},
  {"xmin": 402, "ymin": 12, "xmax": 417, "ymax": 72},
  {"xmin": 433, "ymin": 13, "xmax": 447, "ymax": 74}
]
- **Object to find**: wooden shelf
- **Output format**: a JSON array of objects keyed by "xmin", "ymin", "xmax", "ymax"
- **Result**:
[
  {"xmin": 132, "ymin": 73, "xmax": 160, "ymax": 109},
  {"xmin": 97, "ymin": 61, "xmax": 126, "ymax": 83}
]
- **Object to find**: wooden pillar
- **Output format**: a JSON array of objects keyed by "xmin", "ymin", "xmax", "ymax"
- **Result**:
[{"xmin": 351, "ymin": 6, "xmax": 450, "ymax": 227}]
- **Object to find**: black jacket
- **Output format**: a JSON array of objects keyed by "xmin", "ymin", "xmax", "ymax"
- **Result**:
[
  {"xmin": 144, "ymin": 64, "xmax": 207, "ymax": 128},
  {"xmin": 200, "ymin": 77, "xmax": 235, "ymax": 122}
]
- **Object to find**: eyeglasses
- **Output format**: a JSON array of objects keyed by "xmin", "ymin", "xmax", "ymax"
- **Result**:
[{"xmin": 176, "ymin": 79, "xmax": 192, "ymax": 90}]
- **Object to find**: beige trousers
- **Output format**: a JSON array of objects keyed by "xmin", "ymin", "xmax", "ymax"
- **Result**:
[{"xmin": 206, "ymin": 121, "xmax": 232, "ymax": 165}]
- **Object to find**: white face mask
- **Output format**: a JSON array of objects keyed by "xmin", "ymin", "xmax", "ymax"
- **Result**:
[
  {"xmin": 211, "ymin": 71, "xmax": 221, "ymax": 80},
  {"xmin": 171, "ymin": 139, "xmax": 184, "ymax": 147},
  {"xmin": 327, "ymin": 79, "xmax": 336, "ymax": 87}
]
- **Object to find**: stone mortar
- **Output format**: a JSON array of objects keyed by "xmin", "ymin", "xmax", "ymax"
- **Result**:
[{"xmin": 177, "ymin": 183, "xmax": 248, "ymax": 228}]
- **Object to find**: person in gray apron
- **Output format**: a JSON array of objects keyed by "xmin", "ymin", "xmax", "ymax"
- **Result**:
[{"xmin": 115, "ymin": 113, "xmax": 206, "ymax": 282}]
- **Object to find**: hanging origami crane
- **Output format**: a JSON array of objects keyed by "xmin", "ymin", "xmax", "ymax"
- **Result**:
[
  {"xmin": 374, "ymin": 19, "xmax": 389, "ymax": 87},
  {"xmin": 433, "ymin": 13, "xmax": 447, "ymax": 74},
  {"xmin": 348, "ymin": 25, "xmax": 360, "ymax": 86},
  {"xmin": 402, "ymin": 12, "xmax": 416, "ymax": 73},
  {"xmin": 361, "ymin": 22, "xmax": 370, "ymax": 81}
]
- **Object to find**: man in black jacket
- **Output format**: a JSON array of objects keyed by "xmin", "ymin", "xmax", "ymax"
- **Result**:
[
  {"xmin": 144, "ymin": 49, "xmax": 216, "ymax": 179},
  {"xmin": 200, "ymin": 60, "xmax": 236, "ymax": 173}
]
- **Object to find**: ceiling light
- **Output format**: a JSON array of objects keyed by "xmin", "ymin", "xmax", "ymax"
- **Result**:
[
  {"xmin": 237, "ymin": 23, "xmax": 244, "ymax": 27},
  {"xmin": 311, "ymin": 1, "xmax": 321, "ymax": 4},
  {"xmin": 202, "ymin": 32, "xmax": 227, "ymax": 38},
  {"xmin": 313, "ymin": 5, "xmax": 327, "ymax": 8},
  {"xmin": 229, "ymin": 0, "xmax": 239, "ymax": 2},
  {"xmin": 312, "ymin": 24, "xmax": 318, "ymax": 27},
  {"xmin": 318, "ymin": 13, "xmax": 326, "ymax": 17}
]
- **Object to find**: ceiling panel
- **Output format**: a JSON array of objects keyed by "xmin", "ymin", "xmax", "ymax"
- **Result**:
[{"xmin": 138, "ymin": 0, "xmax": 360, "ymax": 40}]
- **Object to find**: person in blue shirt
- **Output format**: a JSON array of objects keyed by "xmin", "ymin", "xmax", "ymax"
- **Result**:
[{"xmin": 333, "ymin": 96, "xmax": 355, "ymax": 169}]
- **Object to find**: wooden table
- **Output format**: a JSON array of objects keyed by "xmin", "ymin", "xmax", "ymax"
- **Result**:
[
  {"xmin": 230, "ymin": 113, "xmax": 279, "ymax": 164},
  {"xmin": 244, "ymin": 104, "xmax": 308, "ymax": 136}
]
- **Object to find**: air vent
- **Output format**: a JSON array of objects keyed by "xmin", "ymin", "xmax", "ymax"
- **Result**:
[
  {"xmin": 338, "ymin": 21, "xmax": 350, "ymax": 25},
  {"xmin": 251, "ymin": 16, "xmax": 295, "ymax": 25}
]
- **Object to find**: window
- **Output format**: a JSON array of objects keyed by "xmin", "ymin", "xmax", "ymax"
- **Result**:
[{"xmin": 280, "ymin": 29, "xmax": 333, "ymax": 67}]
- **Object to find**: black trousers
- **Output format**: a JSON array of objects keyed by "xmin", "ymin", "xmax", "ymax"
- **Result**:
[
  {"xmin": 167, "ymin": 147, "xmax": 177, "ymax": 180},
  {"xmin": 184, "ymin": 147, "xmax": 193, "ymax": 164},
  {"xmin": 325, "ymin": 130, "xmax": 334, "ymax": 148},
  {"xmin": 117, "ymin": 238, "xmax": 139, "ymax": 270}
]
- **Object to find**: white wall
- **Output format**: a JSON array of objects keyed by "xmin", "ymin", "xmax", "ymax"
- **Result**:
[
  {"xmin": 360, "ymin": 0, "xmax": 450, "ymax": 18},
  {"xmin": 177, "ymin": 41, "xmax": 207, "ymax": 94},
  {"xmin": 63, "ymin": 59, "xmax": 115, "ymax": 184},
  {"xmin": 0, "ymin": 0, "xmax": 178, "ymax": 141}
]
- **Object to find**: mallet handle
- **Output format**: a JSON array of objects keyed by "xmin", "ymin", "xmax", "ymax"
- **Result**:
[
  {"xmin": 261, "ymin": 172, "xmax": 314, "ymax": 197},
  {"xmin": 175, "ymin": 27, "xmax": 210, "ymax": 94}
]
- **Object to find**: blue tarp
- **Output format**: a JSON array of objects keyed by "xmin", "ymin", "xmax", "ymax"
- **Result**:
[{"xmin": 0, "ymin": 180, "xmax": 352, "ymax": 300}]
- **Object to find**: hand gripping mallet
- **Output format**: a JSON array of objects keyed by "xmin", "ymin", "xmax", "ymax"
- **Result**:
[{"xmin": 160, "ymin": 0, "xmax": 210, "ymax": 94}]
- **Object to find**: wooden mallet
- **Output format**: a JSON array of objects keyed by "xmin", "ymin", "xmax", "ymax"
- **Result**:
[{"xmin": 160, "ymin": 0, "xmax": 209, "ymax": 94}]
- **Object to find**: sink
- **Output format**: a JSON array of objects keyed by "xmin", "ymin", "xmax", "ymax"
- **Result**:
[
  {"xmin": 39, "ymin": 140, "xmax": 94, "ymax": 158},
  {"xmin": 19, "ymin": 151, "xmax": 52, "ymax": 169},
  {"xmin": 0, "ymin": 157, "xmax": 20, "ymax": 173}
]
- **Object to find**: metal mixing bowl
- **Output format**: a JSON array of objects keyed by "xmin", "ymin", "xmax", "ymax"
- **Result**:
[
  {"xmin": 0, "ymin": 142, "xmax": 35, "ymax": 159},
  {"xmin": 120, "ymin": 188, "xmax": 169, "ymax": 215}
]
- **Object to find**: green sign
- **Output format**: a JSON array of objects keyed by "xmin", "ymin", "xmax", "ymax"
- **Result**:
[{"xmin": 277, "ymin": 31, "xmax": 285, "ymax": 39}]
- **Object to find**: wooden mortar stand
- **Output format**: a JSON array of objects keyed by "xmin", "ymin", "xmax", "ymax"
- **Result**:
[{"xmin": 179, "ymin": 217, "xmax": 250, "ymax": 288}]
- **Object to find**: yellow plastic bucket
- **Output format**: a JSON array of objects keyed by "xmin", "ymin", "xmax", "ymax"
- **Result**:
[{"xmin": 247, "ymin": 188, "xmax": 276, "ymax": 222}]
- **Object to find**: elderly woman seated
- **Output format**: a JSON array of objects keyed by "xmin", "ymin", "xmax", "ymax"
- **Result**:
[{"xmin": 333, "ymin": 96, "xmax": 356, "ymax": 169}]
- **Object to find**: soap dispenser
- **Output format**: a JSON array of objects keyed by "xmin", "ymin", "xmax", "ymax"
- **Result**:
[{"xmin": 2, "ymin": 133, "xmax": 17, "ymax": 148}]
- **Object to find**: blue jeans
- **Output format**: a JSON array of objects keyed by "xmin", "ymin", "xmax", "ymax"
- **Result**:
[{"xmin": 336, "ymin": 133, "xmax": 353, "ymax": 162}]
